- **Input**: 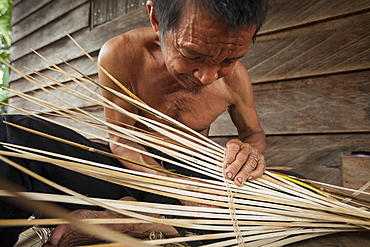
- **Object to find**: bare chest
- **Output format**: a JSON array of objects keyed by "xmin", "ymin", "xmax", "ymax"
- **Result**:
[
  {"xmin": 134, "ymin": 80, "xmax": 232, "ymax": 132},
  {"xmin": 127, "ymin": 48, "xmax": 233, "ymax": 132}
]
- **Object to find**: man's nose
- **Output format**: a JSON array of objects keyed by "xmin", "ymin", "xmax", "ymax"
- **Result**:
[{"xmin": 193, "ymin": 66, "xmax": 219, "ymax": 85}]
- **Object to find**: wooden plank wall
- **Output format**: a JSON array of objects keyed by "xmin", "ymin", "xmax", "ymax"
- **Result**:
[
  {"xmin": 210, "ymin": 0, "xmax": 370, "ymax": 185},
  {"xmin": 91, "ymin": 0, "xmax": 146, "ymax": 27},
  {"xmin": 8, "ymin": 0, "xmax": 370, "ymax": 184}
]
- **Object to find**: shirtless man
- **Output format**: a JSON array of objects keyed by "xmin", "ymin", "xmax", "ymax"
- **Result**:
[
  {"xmin": 42, "ymin": 0, "xmax": 269, "ymax": 245},
  {"xmin": 100, "ymin": 0, "xmax": 267, "ymax": 187}
]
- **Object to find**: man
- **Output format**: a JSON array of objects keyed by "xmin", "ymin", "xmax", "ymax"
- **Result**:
[
  {"xmin": 0, "ymin": 0, "xmax": 268, "ymax": 246},
  {"xmin": 99, "ymin": 0, "xmax": 267, "ymax": 187}
]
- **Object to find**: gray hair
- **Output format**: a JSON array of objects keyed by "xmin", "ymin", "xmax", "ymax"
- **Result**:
[{"xmin": 152, "ymin": 0, "xmax": 268, "ymax": 39}]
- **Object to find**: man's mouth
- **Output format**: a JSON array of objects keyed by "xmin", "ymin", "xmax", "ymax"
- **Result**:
[{"xmin": 180, "ymin": 74, "xmax": 203, "ymax": 88}]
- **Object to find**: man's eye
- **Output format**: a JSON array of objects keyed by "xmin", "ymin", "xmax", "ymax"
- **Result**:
[
  {"xmin": 222, "ymin": 60, "xmax": 236, "ymax": 66},
  {"xmin": 180, "ymin": 53, "xmax": 200, "ymax": 60}
]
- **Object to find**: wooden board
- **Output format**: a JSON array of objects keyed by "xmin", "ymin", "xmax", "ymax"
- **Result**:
[
  {"xmin": 211, "ymin": 133, "xmax": 370, "ymax": 185},
  {"xmin": 11, "ymin": 0, "xmax": 87, "ymax": 43},
  {"xmin": 261, "ymin": 0, "xmax": 370, "ymax": 34},
  {"xmin": 8, "ymin": 74, "xmax": 101, "ymax": 113},
  {"xmin": 11, "ymin": 0, "xmax": 52, "ymax": 25},
  {"xmin": 12, "ymin": 0, "xmax": 23, "ymax": 8},
  {"xmin": 254, "ymin": 71, "xmax": 370, "ymax": 134},
  {"xmin": 245, "ymin": 11, "xmax": 370, "ymax": 83},
  {"xmin": 10, "ymin": 7, "xmax": 151, "ymax": 81},
  {"xmin": 10, "ymin": 27, "xmax": 92, "ymax": 81},
  {"xmin": 210, "ymin": 70, "xmax": 370, "ymax": 136},
  {"xmin": 286, "ymin": 232, "xmax": 370, "ymax": 247},
  {"xmin": 91, "ymin": 0, "xmax": 147, "ymax": 27},
  {"xmin": 11, "ymin": 1, "xmax": 89, "ymax": 60},
  {"xmin": 9, "ymin": 53, "xmax": 99, "ymax": 94},
  {"xmin": 341, "ymin": 156, "xmax": 370, "ymax": 189},
  {"xmin": 91, "ymin": 0, "xmax": 109, "ymax": 27}
]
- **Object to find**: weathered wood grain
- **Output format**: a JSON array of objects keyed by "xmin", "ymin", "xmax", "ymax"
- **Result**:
[
  {"xmin": 11, "ymin": 0, "xmax": 51, "ymax": 25},
  {"xmin": 116, "ymin": 0, "xmax": 128, "ymax": 15},
  {"xmin": 8, "ymin": 75, "xmax": 101, "ymax": 114},
  {"xmin": 11, "ymin": 2, "xmax": 90, "ymax": 61},
  {"xmin": 246, "ymin": 12, "xmax": 370, "ymax": 83},
  {"xmin": 210, "ymin": 71, "xmax": 370, "ymax": 136},
  {"xmin": 76, "ymin": 5, "xmax": 150, "ymax": 56},
  {"xmin": 92, "ymin": 0, "xmax": 108, "ymax": 27},
  {"xmin": 11, "ymin": 0, "xmax": 87, "ymax": 43},
  {"xmin": 255, "ymin": 71, "xmax": 370, "ymax": 134},
  {"xmin": 12, "ymin": 0, "xmax": 23, "ymax": 7},
  {"xmin": 91, "ymin": 0, "xmax": 146, "ymax": 27},
  {"xmin": 286, "ymin": 231, "xmax": 370, "ymax": 247},
  {"xmin": 261, "ymin": 0, "xmax": 370, "ymax": 34},
  {"xmin": 211, "ymin": 133, "xmax": 370, "ymax": 185},
  {"xmin": 264, "ymin": 133, "xmax": 370, "ymax": 185},
  {"xmin": 209, "ymin": 111, "xmax": 237, "ymax": 137},
  {"xmin": 126, "ymin": 0, "xmax": 139, "ymax": 13},
  {"xmin": 10, "ymin": 7, "xmax": 150, "ymax": 81},
  {"xmin": 341, "ymin": 156, "xmax": 370, "ymax": 189},
  {"xmin": 9, "ymin": 54, "xmax": 99, "ymax": 94},
  {"xmin": 10, "ymin": 28, "xmax": 91, "ymax": 81}
]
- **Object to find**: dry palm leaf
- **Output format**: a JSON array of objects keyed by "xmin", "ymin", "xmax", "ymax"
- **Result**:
[{"xmin": 0, "ymin": 34, "xmax": 369, "ymax": 246}]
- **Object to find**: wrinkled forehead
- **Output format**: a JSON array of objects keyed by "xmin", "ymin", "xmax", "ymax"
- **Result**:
[
  {"xmin": 174, "ymin": 3, "xmax": 256, "ymax": 46},
  {"xmin": 171, "ymin": 4, "xmax": 255, "ymax": 60}
]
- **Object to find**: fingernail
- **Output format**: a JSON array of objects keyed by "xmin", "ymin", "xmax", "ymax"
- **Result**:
[
  {"xmin": 237, "ymin": 177, "xmax": 243, "ymax": 184},
  {"xmin": 248, "ymin": 175, "xmax": 253, "ymax": 181},
  {"xmin": 226, "ymin": 172, "xmax": 233, "ymax": 179}
]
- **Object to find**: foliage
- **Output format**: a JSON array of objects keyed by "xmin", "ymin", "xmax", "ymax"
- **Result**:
[{"xmin": 0, "ymin": 0, "xmax": 11, "ymax": 113}]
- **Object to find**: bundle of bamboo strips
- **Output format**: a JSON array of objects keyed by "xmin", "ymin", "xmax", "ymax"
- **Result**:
[{"xmin": 0, "ymin": 35, "xmax": 369, "ymax": 246}]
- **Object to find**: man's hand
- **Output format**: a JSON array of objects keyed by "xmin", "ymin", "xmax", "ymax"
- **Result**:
[
  {"xmin": 223, "ymin": 139, "xmax": 266, "ymax": 186},
  {"xmin": 42, "ymin": 197, "xmax": 179, "ymax": 247}
]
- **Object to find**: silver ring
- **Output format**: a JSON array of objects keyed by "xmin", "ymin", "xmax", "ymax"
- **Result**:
[{"xmin": 249, "ymin": 155, "xmax": 259, "ymax": 162}]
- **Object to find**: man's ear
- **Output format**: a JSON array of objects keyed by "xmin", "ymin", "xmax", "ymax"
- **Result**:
[{"xmin": 146, "ymin": 0, "xmax": 160, "ymax": 34}]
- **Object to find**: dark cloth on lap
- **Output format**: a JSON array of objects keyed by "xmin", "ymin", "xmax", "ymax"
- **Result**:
[
  {"xmin": 0, "ymin": 114, "xmax": 211, "ymax": 246},
  {"xmin": 0, "ymin": 114, "xmax": 135, "ymax": 246}
]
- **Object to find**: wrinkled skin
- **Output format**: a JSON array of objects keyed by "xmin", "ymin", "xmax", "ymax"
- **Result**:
[{"xmin": 224, "ymin": 140, "xmax": 266, "ymax": 185}]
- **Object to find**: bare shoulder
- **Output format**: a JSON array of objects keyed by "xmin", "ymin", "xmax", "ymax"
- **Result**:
[
  {"xmin": 98, "ymin": 27, "xmax": 158, "ymax": 87},
  {"xmin": 223, "ymin": 61, "xmax": 253, "ymax": 104},
  {"xmin": 99, "ymin": 27, "xmax": 155, "ymax": 66}
]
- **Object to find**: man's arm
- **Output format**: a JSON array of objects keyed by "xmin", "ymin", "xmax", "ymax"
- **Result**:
[
  {"xmin": 223, "ymin": 62, "xmax": 267, "ymax": 186},
  {"xmin": 98, "ymin": 36, "xmax": 166, "ymax": 175}
]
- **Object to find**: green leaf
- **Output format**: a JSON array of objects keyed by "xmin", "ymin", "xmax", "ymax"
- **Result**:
[
  {"xmin": 0, "ymin": 21, "xmax": 11, "ymax": 46},
  {"xmin": 0, "ymin": 0, "xmax": 12, "ymax": 16},
  {"xmin": 0, "ymin": 89, "xmax": 8, "ymax": 102},
  {"xmin": 1, "ymin": 64, "xmax": 9, "ymax": 87}
]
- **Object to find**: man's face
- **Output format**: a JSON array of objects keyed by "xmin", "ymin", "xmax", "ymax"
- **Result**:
[{"xmin": 160, "ymin": 3, "xmax": 256, "ymax": 90}]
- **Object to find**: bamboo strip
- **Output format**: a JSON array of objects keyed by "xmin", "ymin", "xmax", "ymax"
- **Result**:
[
  {"xmin": 0, "ymin": 34, "xmax": 368, "ymax": 246},
  {"xmin": 2, "ymin": 149, "xmax": 369, "ymax": 228}
]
